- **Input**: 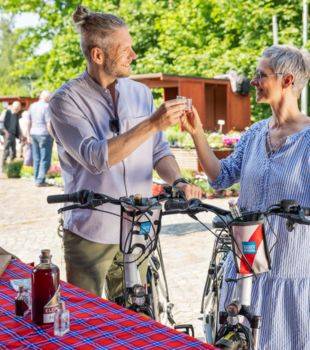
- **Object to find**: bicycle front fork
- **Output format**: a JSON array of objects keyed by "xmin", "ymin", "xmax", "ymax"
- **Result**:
[
  {"xmin": 121, "ymin": 254, "xmax": 154, "ymax": 316},
  {"xmin": 215, "ymin": 274, "xmax": 262, "ymax": 350}
]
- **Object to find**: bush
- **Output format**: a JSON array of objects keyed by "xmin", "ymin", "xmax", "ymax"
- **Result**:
[
  {"xmin": 152, "ymin": 168, "xmax": 240, "ymax": 198},
  {"xmin": 164, "ymin": 125, "xmax": 242, "ymax": 150},
  {"xmin": 51, "ymin": 146, "xmax": 59, "ymax": 163},
  {"xmin": 46, "ymin": 163, "xmax": 62, "ymax": 179},
  {"xmin": 21, "ymin": 165, "xmax": 34, "ymax": 178},
  {"xmin": 4, "ymin": 160, "xmax": 23, "ymax": 178}
]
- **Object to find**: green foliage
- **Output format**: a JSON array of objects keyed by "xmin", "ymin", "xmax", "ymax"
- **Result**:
[
  {"xmin": 4, "ymin": 159, "xmax": 23, "ymax": 178},
  {"xmin": 53, "ymin": 177, "xmax": 63, "ymax": 186},
  {"xmin": 51, "ymin": 147, "xmax": 59, "ymax": 163},
  {"xmin": 20, "ymin": 165, "xmax": 34, "ymax": 178},
  {"xmin": 190, "ymin": 177, "xmax": 215, "ymax": 195},
  {"xmin": 152, "ymin": 167, "xmax": 240, "ymax": 197},
  {"xmin": 164, "ymin": 125, "xmax": 195, "ymax": 149},
  {"xmin": 0, "ymin": 0, "xmax": 308, "ymax": 119},
  {"xmin": 0, "ymin": 16, "xmax": 29, "ymax": 95}
]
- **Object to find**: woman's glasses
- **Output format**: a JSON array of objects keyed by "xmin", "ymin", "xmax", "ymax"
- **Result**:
[{"xmin": 252, "ymin": 71, "xmax": 284, "ymax": 81}]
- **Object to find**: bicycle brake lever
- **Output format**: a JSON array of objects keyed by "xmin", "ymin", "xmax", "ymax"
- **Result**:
[
  {"xmin": 57, "ymin": 201, "xmax": 97, "ymax": 214},
  {"xmin": 58, "ymin": 204, "xmax": 84, "ymax": 213}
]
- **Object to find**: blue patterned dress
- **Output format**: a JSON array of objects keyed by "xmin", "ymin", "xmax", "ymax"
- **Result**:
[{"xmin": 209, "ymin": 118, "xmax": 310, "ymax": 350}]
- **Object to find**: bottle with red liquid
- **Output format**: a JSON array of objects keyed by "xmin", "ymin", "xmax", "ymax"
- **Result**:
[{"xmin": 31, "ymin": 249, "xmax": 60, "ymax": 325}]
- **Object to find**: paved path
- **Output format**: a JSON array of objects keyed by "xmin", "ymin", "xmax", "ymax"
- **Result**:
[{"xmin": 0, "ymin": 175, "xmax": 231, "ymax": 340}]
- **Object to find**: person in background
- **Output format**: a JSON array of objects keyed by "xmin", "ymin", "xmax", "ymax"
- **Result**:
[
  {"xmin": 1, "ymin": 101, "xmax": 22, "ymax": 168},
  {"xmin": 182, "ymin": 44, "xmax": 310, "ymax": 349},
  {"xmin": 19, "ymin": 110, "xmax": 32, "ymax": 166},
  {"xmin": 27, "ymin": 91, "xmax": 53, "ymax": 187},
  {"xmin": 0, "ymin": 108, "xmax": 7, "ymax": 145}
]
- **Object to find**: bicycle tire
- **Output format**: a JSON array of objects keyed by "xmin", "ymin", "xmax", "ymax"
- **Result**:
[{"xmin": 202, "ymin": 230, "xmax": 231, "ymax": 343}]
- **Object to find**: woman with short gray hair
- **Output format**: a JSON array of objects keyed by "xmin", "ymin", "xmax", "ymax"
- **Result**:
[{"xmin": 182, "ymin": 44, "xmax": 310, "ymax": 349}]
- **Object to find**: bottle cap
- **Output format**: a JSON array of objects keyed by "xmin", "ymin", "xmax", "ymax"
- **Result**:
[
  {"xmin": 41, "ymin": 249, "xmax": 51, "ymax": 258},
  {"xmin": 40, "ymin": 249, "xmax": 52, "ymax": 263},
  {"xmin": 18, "ymin": 286, "xmax": 24, "ymax": 293}
]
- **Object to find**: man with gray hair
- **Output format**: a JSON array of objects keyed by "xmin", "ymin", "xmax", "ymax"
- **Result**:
[
  {"xmin": 27, "ymin": 90, "xmax": 53, "ymax": 186},
  {"xmin": 1, "ymin": 101, "xmax": 22, "ymax": 168},
  {"xmin": 48, "ymin": 5, "xmax": 201, "ymax": 299}
]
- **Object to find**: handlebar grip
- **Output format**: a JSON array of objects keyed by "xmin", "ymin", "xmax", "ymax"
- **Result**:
[
  {"xmin": 164, "ymin": 199, "xmax": 188, "ymax": 211},
  {"xmin": 47, "ymin": 190, "xmax": 89, "ymax": 204}
]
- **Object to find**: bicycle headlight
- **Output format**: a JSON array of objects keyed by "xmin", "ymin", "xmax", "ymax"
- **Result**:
[{"xmin": 131, "ymin": 285, "xmax": 146, "ymax": 306}]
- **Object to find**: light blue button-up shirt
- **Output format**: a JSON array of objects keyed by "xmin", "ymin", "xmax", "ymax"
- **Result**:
[
  {"xmin": 48, "ymin": 71, "xmax": 172, "ymax": 244},
  {"xmin": 28, "ymin": 100, "xmax": 50, "ymax": 135}
]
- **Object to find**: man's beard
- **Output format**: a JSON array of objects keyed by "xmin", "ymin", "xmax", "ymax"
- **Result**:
[{"xmin": 103, "ymin": 52, "xmax": 131, "ymax": 78}]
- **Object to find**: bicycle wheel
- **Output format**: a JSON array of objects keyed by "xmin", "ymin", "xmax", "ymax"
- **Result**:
[{"xmin": 202, "ymin": 230, "xmax": 231, "ymax": 343}]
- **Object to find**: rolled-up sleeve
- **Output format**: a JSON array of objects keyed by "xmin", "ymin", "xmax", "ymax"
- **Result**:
[
  {"xmin": 147, "ymin": 90, "xmax": 173, "ymax": 167},
  {"xmin": 49, "ymin": 94, "xmax": 109, "ymax": 175},
  {"xmin": 153, "ymin": 131, "xmax": 173, "ymax": 166},
  {"xmin": 209, "ymin": 128, "xmax": 252, "ymax": 190}
]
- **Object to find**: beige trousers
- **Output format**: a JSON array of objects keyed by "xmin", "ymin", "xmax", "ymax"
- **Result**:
[{"xmin": 63, "ymin": 229, "xmax": 148, "ymax": 299}]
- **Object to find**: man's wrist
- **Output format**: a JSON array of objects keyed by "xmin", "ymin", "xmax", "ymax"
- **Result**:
[
  {"xmin": 172, "ymin": 178, "xmax": 189, "ymax": 187},
  {"xmin": 146, "ymin": 116, "xmax": 159, "ymax": 133}
]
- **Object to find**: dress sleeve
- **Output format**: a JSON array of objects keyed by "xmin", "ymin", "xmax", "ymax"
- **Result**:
[
  {"xmin": 209, "ymin": 127, "xmax": 255, "ymax": 190},
  {"xmin": 48, "ymin": 94, "xmax": 109, "ymax": 175}
]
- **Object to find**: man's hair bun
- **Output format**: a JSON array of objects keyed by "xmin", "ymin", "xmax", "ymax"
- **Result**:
[{"xmin": 72, "ymin": 5, "xmax": 89, "ymax": 24}]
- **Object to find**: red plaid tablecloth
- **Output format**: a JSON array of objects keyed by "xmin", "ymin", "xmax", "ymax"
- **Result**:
[{"xmin": 0, "ymin": 259, "xmax": 216, "ymax": 349}]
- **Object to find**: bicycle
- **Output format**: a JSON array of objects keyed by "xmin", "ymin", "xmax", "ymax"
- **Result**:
[
  {"xmin": 47, "ymin": 186, "xmax": 202, "ymax": 336},
  {"xmin": 200, "ymin": 213, "xmax": 232, "ymax": 343},
  {"xmin": 185, "ymin": 200, "xmax": 310, "ymax": 349}
]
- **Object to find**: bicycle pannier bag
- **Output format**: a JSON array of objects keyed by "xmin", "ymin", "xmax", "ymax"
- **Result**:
[
  {"xmin": 120, "ymin": 202, "xmax": 162, "ymax": 256},
  {"xmin": 230, "ymin": 220, "xmax": 271, "ymax": 275}
]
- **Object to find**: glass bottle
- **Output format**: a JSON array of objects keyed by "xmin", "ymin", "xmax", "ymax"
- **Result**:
[
  {"xmin": 15, "ymin": 286, "xmax": 29, "ymax": 317},
  {"xmin": 31, "ymin": 249, "xmax": 60, "ymax": 325},
  {"xmin": 54, "ymin": 301, "xmax": 70, "ymax": 336}
]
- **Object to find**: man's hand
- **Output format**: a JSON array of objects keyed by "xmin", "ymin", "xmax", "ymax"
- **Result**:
[
  {"xmin": 151, "ymin": 99, "xmax": 187, "ymax": 131},
  {"xmin": 175, "ymin": 182, "xmax": 202, "ymax": 200}
]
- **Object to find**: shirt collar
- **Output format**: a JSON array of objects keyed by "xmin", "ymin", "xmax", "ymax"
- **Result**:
[{"xmin": 83, "ymin": 70, "xmax": 119, "ymax": 95}]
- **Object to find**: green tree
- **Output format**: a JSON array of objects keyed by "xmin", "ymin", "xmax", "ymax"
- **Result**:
[
  {"xmin": 0, "ymin": 0, "xmax": 308, "ymax": 120},
  {"xmin": 0, "ymin": 15, "xmax": 29, "ymax": 95}
]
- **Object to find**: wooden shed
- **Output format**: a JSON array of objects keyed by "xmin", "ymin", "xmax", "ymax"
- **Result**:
[
  {"xmin": 131, "ymin": 73, "xmax": 251, "ymax": 132},
  {"xmin": 0, "ymin": 97, "xmax": 38, "ymax": 110}
]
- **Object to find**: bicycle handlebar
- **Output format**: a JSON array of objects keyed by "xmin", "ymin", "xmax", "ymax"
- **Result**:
[
  {"xmin": 163, "ymin": 199, "xmax": 231, "ymax": 216},
  {"xmin": 47, "ymin": 190, "xmax": 90, "ymax": 204},
  {"xmin": 47, "ymin": 190, "xmax": 310, "ymax": 226}
]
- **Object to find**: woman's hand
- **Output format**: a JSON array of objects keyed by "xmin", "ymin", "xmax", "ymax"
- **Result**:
[{"xmin": 180, "ymin": 106, "xmax": 203, "ymax": 135}]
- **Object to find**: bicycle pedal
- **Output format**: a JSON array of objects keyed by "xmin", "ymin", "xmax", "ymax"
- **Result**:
[{"xmin": 174, "ymin": 324, "xmax": 195, "ymax": 337}]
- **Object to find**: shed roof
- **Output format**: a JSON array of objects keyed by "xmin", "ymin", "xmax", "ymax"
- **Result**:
[{"xmin": 130, "ymin": 73, "xmax": 230, "ymax": 88}]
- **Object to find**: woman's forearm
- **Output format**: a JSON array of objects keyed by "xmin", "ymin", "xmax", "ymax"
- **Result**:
[{"xmin": 192, "ymin": 128, "xmax": 221, "ymax": 182}]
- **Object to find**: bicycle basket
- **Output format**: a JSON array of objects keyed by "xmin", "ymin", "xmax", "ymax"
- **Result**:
[
  {"xmin": 230, "ymin": 220, "xmax": 271, "ymax": 275},
  {"xmin": 120, "ymin": 202, "xmax": 162, "ymax": 256}
]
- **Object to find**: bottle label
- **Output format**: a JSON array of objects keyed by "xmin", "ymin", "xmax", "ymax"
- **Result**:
[{"xmin": 43, "ymin": 287, "xmax": 59, "ymax": 324}]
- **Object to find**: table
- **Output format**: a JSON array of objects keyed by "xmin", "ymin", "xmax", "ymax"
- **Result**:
[{"xmin": 0, "ymin": 259, "xmax": 216, "ymax": 349}]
